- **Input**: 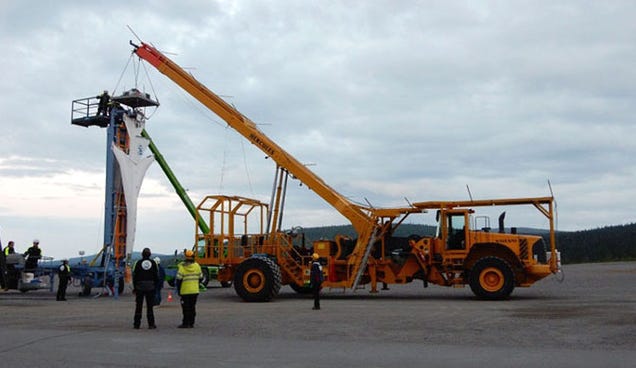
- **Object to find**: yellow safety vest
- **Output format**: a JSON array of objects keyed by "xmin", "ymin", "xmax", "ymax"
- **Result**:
[{"xmin": 176, "ymin": 262, "xmax": 202, "ymax": 295}]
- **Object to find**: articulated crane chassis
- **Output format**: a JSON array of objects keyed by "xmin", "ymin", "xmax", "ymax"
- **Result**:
[{"xmin": 132, "ymin": 40, "xmax": 561, "ymax": 301}]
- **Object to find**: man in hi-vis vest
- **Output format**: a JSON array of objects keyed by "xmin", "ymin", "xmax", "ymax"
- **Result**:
[{"xmin": 176, "ymin": 249, "xmax": 202, "ymax": 328}]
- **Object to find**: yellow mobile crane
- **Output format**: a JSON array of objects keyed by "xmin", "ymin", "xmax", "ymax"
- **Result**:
[{"xmin": 132, "ymin": 41, "xmax": 560, "ymax": 301}]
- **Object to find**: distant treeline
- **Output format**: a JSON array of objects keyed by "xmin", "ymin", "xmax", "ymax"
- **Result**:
[
  {"xmin": 555, "ymin": 223, "xmax": 636, "ymax": 263},
  {"xmin": 298, "ymin": 223, "xmax": 636, "ymax": 264}
]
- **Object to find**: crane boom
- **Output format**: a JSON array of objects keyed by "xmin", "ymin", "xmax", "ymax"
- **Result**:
[{"xmin": 132, "ymin": 42, "xmax": 373, "ymax": 234}]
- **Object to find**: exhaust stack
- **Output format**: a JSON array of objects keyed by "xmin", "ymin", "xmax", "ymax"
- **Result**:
[{"xmin": 498, "ymin": 211, "xmax": 506, "ymax": 233}]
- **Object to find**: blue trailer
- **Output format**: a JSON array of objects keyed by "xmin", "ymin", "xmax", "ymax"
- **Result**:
[{"xmin": 4, "ymin": 253, "xmax": 54, "ymax": 292}]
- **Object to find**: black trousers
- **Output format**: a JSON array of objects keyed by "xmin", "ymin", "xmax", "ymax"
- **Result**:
[
  {"xmin": 180, "ymin": 294, "xmax": 198, "ymax": 326},
  {"xmin": 134, "ymin": 290, "xmax": 155, "ymax": 327},
  {"xmin": 313, "ymin": 284, "xmax": 321, "ymax": 309},
  {"xmin": 56, "ymin": 278, "xmax": 69, "ymax": 300},
  {"xmin": 25, "ymin": 261, "xmax": 38, "ymax": 271},
  {"xmin": 0, "ymin": 256, "xmax": 6, "ymax": 289}
]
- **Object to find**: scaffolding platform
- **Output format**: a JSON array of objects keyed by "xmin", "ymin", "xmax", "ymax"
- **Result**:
[{"xmin": 111, "ymin": 88, "xmax": 159, "ymax": 108}]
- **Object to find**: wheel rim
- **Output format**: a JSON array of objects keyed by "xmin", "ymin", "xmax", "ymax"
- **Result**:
[
  {"xmin": 479, "ymin": 267, "xmax": 504, "ymax": 292},
  {"xmin": 243, "ymin": 269, "xmax": 266, "ymax": 293}
]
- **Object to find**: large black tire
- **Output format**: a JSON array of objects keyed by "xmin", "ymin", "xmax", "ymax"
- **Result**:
[
  {"xmin": 289, "ymin": 282, "xmax": 313, "ymax": 294},
  {"xmin": 233, "ymin": 257, "xmax": 281, "ymax": 302},
  {"xmin": 200, "ymin": 267, "xmax": 210, "ymax": 287},
  {"xmin": 469, "ymin": 256, "xmax": 515, "ymax": 300}
]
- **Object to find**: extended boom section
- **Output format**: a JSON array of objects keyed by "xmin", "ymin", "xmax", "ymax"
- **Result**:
[{"xmin": 133, "ymin": 42, "xmax": 371, "ymax": 231}]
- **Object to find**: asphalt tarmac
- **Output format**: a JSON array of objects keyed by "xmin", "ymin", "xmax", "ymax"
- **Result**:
[{"xmin": 0, "ymin": 262, "xmax": 634, "ymax": 367}]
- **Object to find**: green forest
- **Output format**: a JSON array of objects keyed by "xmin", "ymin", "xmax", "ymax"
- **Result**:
[
  {"xmin": 300, "ymin": 222, "xmax": 636, "ymax": 264},
  {"xmin": 554, "ymin": 223, "xmax": 636, "ymax": 263}
]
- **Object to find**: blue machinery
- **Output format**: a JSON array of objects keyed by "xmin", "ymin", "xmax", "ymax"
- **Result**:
[
  {"xmin": 71, "ymin": 90, "xmax": 159, "ymax": 297},
  {"xmin": 71, "ymin": 89, "xmax": 208, "ymax": 298}
]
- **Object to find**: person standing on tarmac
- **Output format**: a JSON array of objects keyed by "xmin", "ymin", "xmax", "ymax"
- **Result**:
[
  {"xmin": 3, "ymin": 241, "xmax": 16, "ymax": 290},
  {"xmin": 154, "ymin": 257, "xmax": 166, "ymax": 306},
  {"xmin": 0, "ymin": 240, "xmax": 6, "ymax": 291},
  {"xmin": 56, "ymin": 259, "xmax": 71, "ymax": 301},
  {"xmin": 310, "ymin": 253, "xmax": 324, "ymax": 310},
  {"xmin": 176, "ymin": 250, "xmax": 202, "ymax": 328},
  {"xmin": 132, "ymin": 248, "xmax": 159, "ymax": 329}
]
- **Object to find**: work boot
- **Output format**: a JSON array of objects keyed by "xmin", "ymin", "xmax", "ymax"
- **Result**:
[{"xmin": 149, "ymin": 325, "xmax": 156, "ymax": 329}]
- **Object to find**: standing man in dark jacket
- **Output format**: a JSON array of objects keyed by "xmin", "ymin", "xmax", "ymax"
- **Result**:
[
  {"xmin": 132, "ymin": 248, "xmax": 159, "ymax": 329},
  {"xmin": 96, "ymin": 90, "xmax": 110, "ymax": 116},
  {"xmin": 24, "ymin": 239, "xmax": 41, "ymax": 271},
  {"xmin": 310, "ymin": 253, "xmax": 323, "ymax": 310},
  {"xmin": 56, "ymin": 259, "xmax": 71, "ymax": 301}
]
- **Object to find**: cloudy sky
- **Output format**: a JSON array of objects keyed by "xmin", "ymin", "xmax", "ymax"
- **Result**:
[{"xmin": 1, "ymin": 1, "xmax": 634, "ymax": 259}]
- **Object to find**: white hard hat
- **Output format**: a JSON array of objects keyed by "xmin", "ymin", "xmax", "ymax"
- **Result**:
[
  {"xmin": 33, "ymin": 239, "xmax": 40, "ymax": 244},
  {"xmin": 153, "ymin": 257, "xmax": 161, "ymax": 264}
]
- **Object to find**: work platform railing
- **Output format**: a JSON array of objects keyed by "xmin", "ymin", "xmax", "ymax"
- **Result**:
[{"xmin": 71, "ymin": 96, "xmax": 110, "ymax": 128}]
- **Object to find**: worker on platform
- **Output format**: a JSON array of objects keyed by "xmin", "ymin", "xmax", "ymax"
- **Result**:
[
  {"xmin": 154, "ymin": 256, "xmax": 166, "ymax": 306},
  {"xmin": 3, "ymin": 240, "xmax": 16, "ymax": 256},
  {"xmin": 176, "ymin": 249, "xmax": 202, "ymax": 328},
  {"xmin": 96, "ymin": 90, "xmax": 110, "ymax": 116},
  {"xmin": 132, "ymin": 247, "xmax": 159, "ymax": 329},
  {"xmin": 56, "ymin": 259, "xmax": 71, "ymax": 301},
  {"xmin": 310, "ymin": 253, "xmax": 324, "ymax": 310},
  {"xmin": 23, "ymin": 239, "xmax": 42, "ymax": 271}
]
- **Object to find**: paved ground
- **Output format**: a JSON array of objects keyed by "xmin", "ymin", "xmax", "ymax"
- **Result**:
[{"xmin": 1, "ymin": 262, "xmax": 635, "ymax": 367}]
